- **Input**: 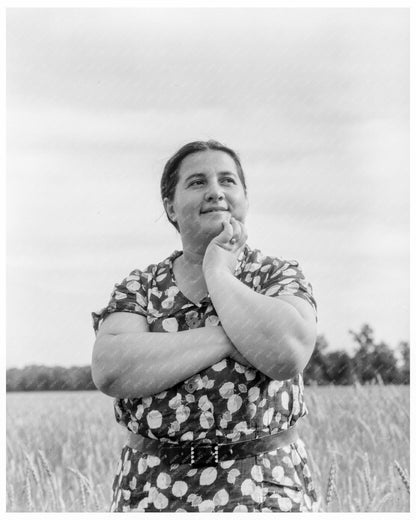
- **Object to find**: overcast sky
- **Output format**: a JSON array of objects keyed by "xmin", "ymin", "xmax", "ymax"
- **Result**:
[{"xmin": 7, "ymin": 8, "xmax": 409, "ymax": 368}]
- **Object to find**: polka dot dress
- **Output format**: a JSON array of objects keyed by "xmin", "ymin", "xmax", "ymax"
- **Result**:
[{"xmin": 92, "ymin": 245, "xmax": 320, "ymax": 512}]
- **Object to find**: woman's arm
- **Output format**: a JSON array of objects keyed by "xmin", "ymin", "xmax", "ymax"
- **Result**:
[
  {"xmin": 203, "ymin": 218, "xmax": 317, "ymax": 381},
  {"xmin": 204, "ymin": 272, "xmax": 316, "ymax": 380},
  {"xmin": 91, "ymin": 311, "xmax": 235, "ymax": 399}
]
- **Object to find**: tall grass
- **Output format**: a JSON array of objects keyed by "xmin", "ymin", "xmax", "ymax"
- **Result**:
[{"xmin": 6, "ymin": 385, "xmax": 410, "ymax": 512}]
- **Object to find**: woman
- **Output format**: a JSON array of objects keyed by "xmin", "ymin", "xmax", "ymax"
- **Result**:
[{"xmin": 92, "ymin": 140, "xmax": 320, "ymax": 512}]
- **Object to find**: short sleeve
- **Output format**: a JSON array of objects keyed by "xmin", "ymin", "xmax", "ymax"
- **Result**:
[
  {"xmin": 91, "ymin": 269, "xmax": 149, "ymax": 334},
  {"xmin": 259, "ymin": 258, "xmax": 317, "ymax": 318}
]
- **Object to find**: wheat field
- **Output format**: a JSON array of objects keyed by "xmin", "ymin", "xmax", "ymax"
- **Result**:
[{"xmin": 6, "ymin": 385, "xmax": 410, "ymax": 512}]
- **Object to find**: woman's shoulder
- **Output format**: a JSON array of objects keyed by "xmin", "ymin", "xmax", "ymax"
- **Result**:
[
  {"xmin": 124, "ymin": 250, "xmax": 181, "ymax": 283},
  {"xmin": 241, "ymin": 244, "xmax": 300, "ymax": 272}
]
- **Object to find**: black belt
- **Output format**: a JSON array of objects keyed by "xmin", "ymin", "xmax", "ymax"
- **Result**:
[{"xmin": 127, "ymin": 426, "xmax": 299, "ymax": 468}]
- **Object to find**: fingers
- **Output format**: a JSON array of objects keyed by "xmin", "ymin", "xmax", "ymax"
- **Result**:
[
  {"xmin": 229, "ymin": 217, "xmax": 247, "ymax": 248},
  {"xmin": 215, "ymin": 217, "xmax": 247, "ymax": 250}
]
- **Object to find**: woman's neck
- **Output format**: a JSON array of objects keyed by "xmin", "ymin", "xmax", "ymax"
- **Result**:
[
  {"xmin": 179, "ymin": 236, "xmax": 210, "ymax": 267},
  {"xmin": 180, "ymin": 248, "xmax": 205, "ymax": 268}
]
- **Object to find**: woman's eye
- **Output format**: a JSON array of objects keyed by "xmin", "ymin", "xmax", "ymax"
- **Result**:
[
  {"xmin": 221, "ymin": 177, "xmax": 236, "ymax": 184},
  {"xmin": 189, "ymin": 179, "xmax": 204, "ymax": 187}
]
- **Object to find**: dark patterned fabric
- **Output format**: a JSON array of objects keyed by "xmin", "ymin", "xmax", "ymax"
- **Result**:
[{"xmin": 93, "ymin": 245, "xmax": 319, "ymax": 512}]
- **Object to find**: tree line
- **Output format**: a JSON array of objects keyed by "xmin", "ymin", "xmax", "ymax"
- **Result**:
[{"xmin": 6, "ymin": 324, "xmax": 409, "ymax": 392}]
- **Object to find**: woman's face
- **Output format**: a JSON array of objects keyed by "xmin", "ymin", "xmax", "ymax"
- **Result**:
[{"xmin": 164, "ymin": 150, "xmax": 248, "ymax": 244}]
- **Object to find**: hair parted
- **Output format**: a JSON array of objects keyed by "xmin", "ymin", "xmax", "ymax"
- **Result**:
[{"xmin": 160, "ymin": 140, "xmax": 247, "ymax": 231}]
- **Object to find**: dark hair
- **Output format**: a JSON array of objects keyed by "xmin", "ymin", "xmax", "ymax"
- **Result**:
[{"xmin": 161, "ymin": 140, "xmax": 247, "ymax": 230}]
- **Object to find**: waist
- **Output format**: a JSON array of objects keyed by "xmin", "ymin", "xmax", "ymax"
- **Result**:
[{"xmin": 126, "ymin": 425, "xmax": 299, "ymax": 468}]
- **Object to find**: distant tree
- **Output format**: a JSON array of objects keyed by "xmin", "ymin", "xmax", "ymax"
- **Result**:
[
  {"xmin": 6, "ymin": 365, "xmax": 97, "ymax": 392},
  {"xmin": 349, "ymin": 324, "xmax": 402, "ymax": 384},
  {"xmin": 370, "ymin": 341, "xmax": 401, "ymax": 384},
  {"xmin": 325, "ymin": 350, "xmax": 354, "ymax": 385},
  {"xmin": 349, "ymin": 323, "xmax": 377, "ymax": 383},
  {"xmin": 399, "ymin": 341, "xmax": 410, "ymax": 384}
]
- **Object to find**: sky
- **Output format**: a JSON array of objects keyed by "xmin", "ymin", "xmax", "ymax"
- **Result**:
[{"xmin": 6, "ymin": 7, "xmax": 409, "ymax": 369}]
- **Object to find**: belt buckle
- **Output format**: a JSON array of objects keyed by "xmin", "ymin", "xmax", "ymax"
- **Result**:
[{"xmin": 190, "ymin": 443, "xmax": 219, "ymax": 468}]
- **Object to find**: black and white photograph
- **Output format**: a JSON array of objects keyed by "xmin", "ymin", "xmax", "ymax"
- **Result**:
[{"xmin": 6, "ymin": 6, "xmax": 410, "ymax": 513}]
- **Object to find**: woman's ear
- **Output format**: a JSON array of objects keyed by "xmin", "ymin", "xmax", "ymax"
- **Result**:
[{"xmin": 163, "ymin": 197, "xmax": 177, "ymax": 222}]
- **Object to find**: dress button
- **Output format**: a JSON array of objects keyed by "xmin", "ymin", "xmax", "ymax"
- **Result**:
[{"xmin": 185, "ymin": 382, "xmax": 196, "ymax": 393}]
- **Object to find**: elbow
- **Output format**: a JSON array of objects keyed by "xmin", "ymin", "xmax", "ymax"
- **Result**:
[
  {"xmin": 91, "ymin": 338, "xmax": 117, "ymax": 395},
  {"xmin": 266, "ymin": 332, "xmax": 316, "ymax": 381}
]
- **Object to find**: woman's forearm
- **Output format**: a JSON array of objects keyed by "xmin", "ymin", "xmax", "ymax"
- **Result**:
[
  {"xmin": 95, "ymin": 326, "xmax": 234, "ymax": 399},
  {"xmin": 204, "ymin": 269, "xmax": 316, "ymax": 380}
]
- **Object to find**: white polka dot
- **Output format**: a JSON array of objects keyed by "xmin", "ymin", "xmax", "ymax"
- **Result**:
[
  {"xmin": 198, "ymin": 395, "xmax": 213, "ymax": 412},
  {"xmin": 220, "ymin": 460, "xmax": 235, "ymax": 469},
  {"xmin": 122, "ymin": 459, "xmax": 131, "ymax": 476},
  {"xmin": 277, "ymin": 496, "xmax": 292, "ymax": 511},
  {"xmin": 213, "ymin": 489, "xmax": 229, "ymax": 506},
  {"xmin": 199, "ymin": 467, "xmax": 217, "ymax": 486},
  {"xmin": 135, "ymin": 405, "xmax": 144, "ymax": 420},
  {"xmin": 176, "ymin": 405, "xmax": 190, "ymax": 423},
  {"xmin": 262, "ymin": 457, "xmax": 271, "ymax": 469},
  {"xmin": 263, "ymin": 408, "xmax": 274, "ymax": 426},
  {"xmin": 162, "ymin": 317, "xmax": 178, "ymax": 332},
  {"xmin": 245, "ymin": 369, "xmax": 256, "ymax": 381},
  {"xmin": 136, "ymin": 497, "xmax": 149, "ymax": 511},
  {"xmin": 180, "ymin": 431, "xmax": 193, "ymax": 442},
  {"xmin": 281, "ymin": 391, "xmax": 289, "ymax": 410},
  {"xmin": 129, "ymin": 476, "xmax": 137, "ymax": 490},
  {"xmin": 126, "ymin": 280, "xmax": 140, "ymax": 292},
  {"xmin": 241, "ymin": 478, "xmax": 256, "ymax": 495},
  {"xmin": 303, "ymin": 493, "xmax": 312, "ymax": 509},
  {"xmin": 233, "ymin": 504, "xmax": 248, "ymax": 511},
  {"xmin": 122, "ymin": 489, "xmax": 131, "ymax": 501},
  {"xmin": 148, "ymin": 486, "xmax": 158, "ymax": 503},
  {"xmin": 292, "ymin": 450, "xmax": 302, "ymax": 466},
  {"xmin": 212, "ymin": 359, "xmax": 227, "ymax": 371},
  {"xmin": 198, "ymin": 500, "xmax": 215, "ymax": 512},
  {"xmin": 142, "ymin": 396, "xmax": 152, "ymax": 408},
  {"xmin": 136, "ymin": 293, "xmax": 146, "ymax": 307},
  {"xmin": 200, "ymin": 411, "xmax": 215, "ymax": 429},
  {"xmin": 147, "ymin": 410, "xmax": 163, "ymax": 429},
  {"xmin": 251, "ymin": 465, "xmax": 263, "ymax": 482},
  {"xmin": 227, "ymin": 468, "xmax": 240, "ymax": 484},
  {"xmin": 227, "ymin": 394, "xmax": 243, "ymax": 413},
  {"xmin": 146, "ymin": 455, "xmax": 161, "ymax": 468},
  {"xmin": 267, "ymin": 380, "xmax": 283, "ymax": 396},
  {"xmin": 205, "ymin": 315, "xmax": 219, "ymax": 326},
  {"xmin": 156, "ymin": 472, "xmax": 171, "ymax": 489},
  {"xmin": 137, "ymin": 458, "xmax": 147, "ymax": 475},
  {"xmin": 251, "ymin": 485, "xmax": 264, "ymax": 503},
  {"xmin": 285, "ymin": 487, "xmax": 302, "ymax": 502},
  {"xmin": 168, "ymin": 394, "xmax": 182, "ymax": 409},
  {"xmin": 219, "ymin": 382, "xmax": 235, "ymax": 398},
  {"xmin": 172, "ymin": 481, "xmax": 188, "ymax": 498},
  {"xmin": 272, "ymin": 465, "xmax": 284, "ymax": 481},
  {"xmin": 153, "ymin": 492, "xmax": 168, "ymax": 510}
]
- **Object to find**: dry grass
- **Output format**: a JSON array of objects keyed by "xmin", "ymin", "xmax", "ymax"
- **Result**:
[{"xmin": 6, "ymin": 385, "xmax": 410, "ymax": 512}]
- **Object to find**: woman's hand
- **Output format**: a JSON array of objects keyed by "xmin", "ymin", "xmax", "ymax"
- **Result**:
[{"xmin": 202, "ymin": 217, "xmax": 248, "ymax": 275}]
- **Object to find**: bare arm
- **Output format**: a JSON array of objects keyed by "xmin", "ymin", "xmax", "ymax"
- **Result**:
[
  {"xmin": 203, "ymin": 218, "xmax": 317, "ymax": 381},
  {"xmin": 205, "ymin": 271, "xmax": 316, "ymax": 380},
  {"xmin": 91, "ymin": 312, "xmax": 236, "ymax": 399}
]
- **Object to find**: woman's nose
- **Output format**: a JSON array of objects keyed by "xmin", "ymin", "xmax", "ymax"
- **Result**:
[{"xmin": 204, "ymin": 181, "xmax": 224, "ymax": 201}]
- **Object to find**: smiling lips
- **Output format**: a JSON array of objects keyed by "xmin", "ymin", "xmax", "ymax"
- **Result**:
[{"xmin": 201, "ymin": 207, "xmax": 229, "ymax": 214}]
